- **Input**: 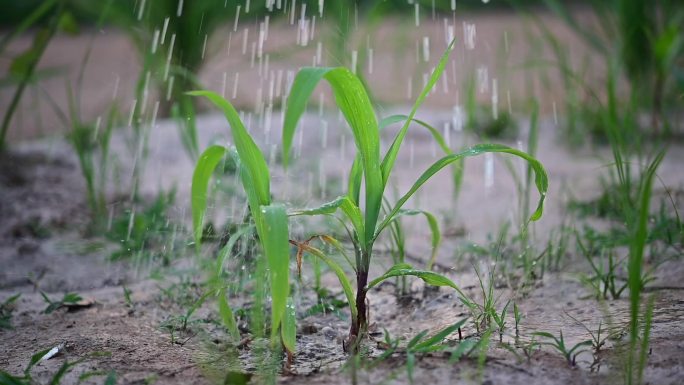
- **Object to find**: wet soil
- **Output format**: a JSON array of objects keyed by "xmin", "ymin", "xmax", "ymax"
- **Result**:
[{"xmin": 1, "ymin": 112, "xmax": 683, "ymax": 384}]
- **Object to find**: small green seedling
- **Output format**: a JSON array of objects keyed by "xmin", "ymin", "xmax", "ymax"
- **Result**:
[
  {"xmin": 0, "ymin": 293, "xmax": 20, "ymax": 329},
  {"xmin": 0, "ymin": 347, "xmax": 111, "ymax": 385},
  {"xmin": 122, "ymin": 285, "xmax": 133, "ymax": 308},
  {"xmin": 533, "ymin": 330, "xmax": 592, "ymax": 367},
  {"xmin": 41, "ymin": 292, "xmax": 83, "ymax": 314},
  {"xmin": 190, "ymin": 40, "xmax": 548, "ymax": 355},
  {"xmin": 577, "ymin": 232, "xmax": 627, "ymax": 300},
  {"xmin": 404, "ymin": 318, "xmax": 468, "ymax": 382},
  {"xmin": 491, "ymin": 300, "xmax": 511, "ymax": 343},
  {"xmin": 513, "ymin": 302, "xmax": 522, "ymax": 342}
]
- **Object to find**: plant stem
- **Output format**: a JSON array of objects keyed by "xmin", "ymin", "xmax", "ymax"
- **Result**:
[{"xmin": 350, "ymin": 269, "xmax": 369, "ymax": 349}]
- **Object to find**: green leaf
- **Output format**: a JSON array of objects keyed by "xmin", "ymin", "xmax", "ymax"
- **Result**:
[
  {"xmin": 188, "ymin": 91, "xmax": 271, "ymax": 207},
  {"xmin": 218, "ymin": 289, "xmax": 240, "ymax": 341},
  {"xmin": 347, "ymin": 154, "xmax": 363, "ymax": 206},
  {"xmin": 214, "ymin": 225, "xmax": 254, "ymax": 281},
  {"xmin": 281, "ymin": 297, "xmax": 296, "ymax": 354},
  {"xmin": 367, "ymin": 263, "xmax": 468, "ymax": 300},
  {"xmin": 260, "ymin": 204, "xmax": 290, "ymax": 343},
  {"xmin": 376, "ymin": 144, "xmax": 548, "ymax": 240},
  {"xmin": 412, "ymin": 318, "xmax": 468, "ymax": 352},
  {"xmin": 27, "ymin": 348, "xmax": 52, "ymax": 375},
  {"xmin": 191, "ymin": 145, "xmax": 227, "ymax": 250},
  {"xmin": 282, "ymin": 67, "xmax": 382, "ymax": 250},
  {"xmin": 381, "ymin": 39, "xmax": 456, "ymax": 185},
  {"xmin": 289, "ymin": 196, "xmax": 365, "ymax": 247},
  {"xmin": 407, "ymin": 330, "xmax": 429, "ymax": 349}
]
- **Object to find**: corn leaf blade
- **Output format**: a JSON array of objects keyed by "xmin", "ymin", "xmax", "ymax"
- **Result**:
[
  {"xmin": 381, "ymin": 39, "xmax": 456, "ymax": 185},
  {"xmin": 368, "ymin": 263, "xmax": 468, "ymax": 299},
  {"xmin": 260, "ymin": 204, "xmax": 290, "ymax": 343},
  {"xmin": 191, "ymin": 145, "xmax": 227, "ymax": 250},
  {"xmin": 282, "ymin": 67, "xmax": 382, "ymax": 249},
  {"xmin": 188, "ymin": 90, "xmax": 271, "ymax": 206},
  {"xmin": 281, "ymin": 297, "xmax": 297, "ymax": 354},
  {"xmin": 376, "ymin": 144, "xmax": 548, "ymax": 239}
]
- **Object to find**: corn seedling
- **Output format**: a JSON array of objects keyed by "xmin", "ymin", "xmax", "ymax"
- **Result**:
[
  {"xmin": 284, "ymin": 41, "xmax": 547, "ymax": 349},
  {"xmin": 191, "ymin": 41, "xmax": 548, "ymax": 358},
  {"xmin": 190, "ymin": 103, "xmax": 293, "ymax": 363},
  {"xmin": 533, "ymin": 330, "xmax": 592, "ymax": 367}
]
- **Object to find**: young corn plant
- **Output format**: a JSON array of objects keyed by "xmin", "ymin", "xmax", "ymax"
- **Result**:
[
  {"xmin": 281, "ymin": 40, "xmax": 548, "ymax": 348},
  {"xmin": 190, "ymin": 95, "xmax": 294, "ymax": 358},
  {"xmin": 191, "ymin": 41, "xmax": 548, "ymax": 358}
]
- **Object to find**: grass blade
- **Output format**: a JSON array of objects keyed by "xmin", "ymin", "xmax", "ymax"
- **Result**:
[{"xmin": 412, "ymin": 318, "xmax": 468, "ymax": 352}]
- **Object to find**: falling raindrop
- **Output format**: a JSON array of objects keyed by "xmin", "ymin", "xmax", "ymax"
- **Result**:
[
  {"xmin": 234, "ymin": 5, "xmax": 241, "ymax": 32},
  {"xmin": 477, "ymin": 66, "xmax": 488, "ymax": 94},
  {"xmin": 232, "ymin": 72, "xmax": 239, "ymax": 99},
  {"xmin": 164, "ymin": 33, "xmax": 176, "ymax": 80},
  {"xmin": 414, "ymin": 3, "xmax": 420, "ymax": 27},
  {"xmin": 351, "ymin": 50, "xmax": 358, "ymax": 74},
  {"xmin": 111, "ymin": 75, "xmax": 120, "ymax": 101},
  {"xmin": 553, "ymin": 101, "xmax": 558, "ymax": 125},
  {"xmin": 151, "ymin": 29, "xmax": 160, "ymax": 54},
  {"xmin": 422, "ymin": 36, "xmax": 430, "ymax": 62},
  {"xmin": 128, "ymin": 100, "xmax": 137, "ymax": 127},
  {"xmin": 176, "ymin": 0, "xmax": 184, "ymax": 17},
  {"xmin": 241, "ymin": 28, "xmax": 249, "ymax": 55},
  {"xmin": 484, "ymin": 153, "xmax": 494, "ymax": 196},
  {"xmin": 137, "ymin": 0, "xmax": 147, "ymax": 20},
  {"xmin": 452, "ymin": 105, "xmax": 464, "ymax": 131},
  {"xmin": 464, "ymin": 22, "xmax": 476, "ymax": 50},
  {"xmin": 368, "ymin": 47, "xmax": 373, "ymax": 74},
  {"xmin": 407, "ymin": 77, "xmax": 413, "ymax": 100},
  {"xmin": 166, "ymin": 76, "xmax": 175, "ymax": 101},
  {"xmin": 201, "ymin": 34, "xmax": 208, "ymax": 59},
  {"xmin": 491, "ymin": 78, "xmax": 498, "ymax": 120}
]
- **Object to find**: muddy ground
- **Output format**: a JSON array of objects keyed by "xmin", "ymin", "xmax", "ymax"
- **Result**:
[{"xmin": 2, "ymin": 8, "xmax": 684, "ymax": 385}]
